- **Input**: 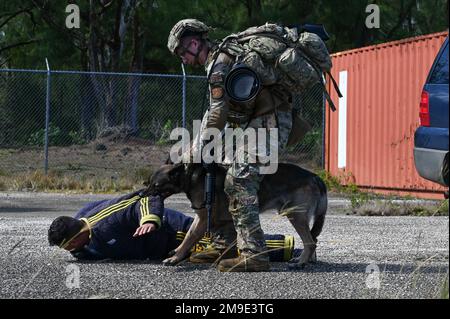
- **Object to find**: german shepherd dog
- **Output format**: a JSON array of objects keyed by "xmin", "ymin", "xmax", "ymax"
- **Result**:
[{"xmin": 145, "ymin": 163, "xmax": 327, "ymax": 269}]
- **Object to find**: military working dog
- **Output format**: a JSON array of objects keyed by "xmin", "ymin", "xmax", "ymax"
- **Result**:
[{"xmin": 145, "ymin": 163, "xmax": 327, "ymax": 269}]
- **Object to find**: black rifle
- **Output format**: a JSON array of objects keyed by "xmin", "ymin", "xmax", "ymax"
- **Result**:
[{"xmin": 203, "ymin": 162, "xmax": 216, "ymax": 238}]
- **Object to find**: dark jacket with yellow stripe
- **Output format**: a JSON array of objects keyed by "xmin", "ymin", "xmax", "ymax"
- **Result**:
[
  {"xmin": 72, "ymin": 190, "xmax": 193, "ymax": 260},
  {"xmin": 71, "ymin": 190, "xmax": 295, "ymax": 261}
]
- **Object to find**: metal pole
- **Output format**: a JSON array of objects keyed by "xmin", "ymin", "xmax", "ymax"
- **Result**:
[
  {"xmin": 44, "ymin": 58, "xmax": 51, "ymax": 175},
  {"xmin": 181, "ymin": 63, "xmax": 186, "ymax": 129}
]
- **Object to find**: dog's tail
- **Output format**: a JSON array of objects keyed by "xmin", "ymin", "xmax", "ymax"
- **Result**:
[{"xmin": 310, "ymin": 176, "xmax": 328, "ymax": 242}]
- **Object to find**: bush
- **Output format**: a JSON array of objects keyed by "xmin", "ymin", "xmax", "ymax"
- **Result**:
[{"xmin": 28, "ymin": 123, "xmax": 86, "ymax": 146}]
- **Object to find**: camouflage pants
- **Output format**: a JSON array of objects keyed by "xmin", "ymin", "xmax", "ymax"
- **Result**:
[
  {"xmin": 224, "ymin": 110, "xmax": 292, "ymax": 260},
  {"xmin": 208, "ymin": 213, "xmax": 237, "ymax": 250}
]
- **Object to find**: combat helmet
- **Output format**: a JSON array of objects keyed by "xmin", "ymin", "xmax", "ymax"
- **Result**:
[{"xmin": 167, "ymin": 19, "xmax": 211, "ymax": 55}]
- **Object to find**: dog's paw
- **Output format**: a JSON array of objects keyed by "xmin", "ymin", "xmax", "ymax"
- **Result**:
[
  {"xmin": 287, "ymin": 257, "xmax": 308, "ymax": 270},
  {"xmin": 162, "ymin": 256, "xmax": 181, "ymax": 266},
  {"xmin": 162, "ymin": 250, "xmax": 190, "ymax": 266}
]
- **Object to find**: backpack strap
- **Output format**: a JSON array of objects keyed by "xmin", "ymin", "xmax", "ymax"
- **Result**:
[
  {"xmin": 327, "ymin": 71, "xmax": 343, "ymax": 98},
  {"xmin": 294, "ymin": 48, "xmax": 339, "ymax": 112}
]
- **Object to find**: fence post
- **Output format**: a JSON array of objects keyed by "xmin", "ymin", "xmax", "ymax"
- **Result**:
[
  {"xmin": 44, "ymin": 58, "xmax": 51, "ymax": 175},
  {"xmin": 181, "ymin": 63, "xmax": 186, "ymax": 129}
]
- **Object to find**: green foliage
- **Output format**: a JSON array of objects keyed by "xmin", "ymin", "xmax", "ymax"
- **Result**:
[
  {"xmin": 27, "ymin": 123, "xmax": 86, "ymax": 147},
  {"xmin": 300, "ymin": 129, "xmax": 322, "ymax": 153},
  {"xmin": 354, "ymin": 199, "xmax": 449, "ymax": 217},
  {"xmin": 317, "ymin": 170, "xmax": 372, "ymax": 208},
  {"xmin": 157, "ymin": 119, "xmax": 175, "ymax": 145},
  {"xmin": 1, "ymin": 0, "xmax": 448, "ymax": 145},
  {"xmin": 1, "ymin": 0, "xmax": 448, "ymax": 71},
  {"xmin": 28, "ymin": 122, "xmax": 62, "ymax": 146},
  {"xmin": 441, "ymin": 275, "xmax": 449, "ymax": 299},
  {"xmin": 68, "ymin": 131, "xmax": 87, "ymax": 145},
  {"xmin": 317, "ymin": 170, "xmax": 344, "ymax": 192},
  {"xmin": 436, "ymin": 199, "xmax": 449, "ymax": 215},
  {"xmin": 348, "ymin": 186, "xmax": 371, "ymax": 209}
]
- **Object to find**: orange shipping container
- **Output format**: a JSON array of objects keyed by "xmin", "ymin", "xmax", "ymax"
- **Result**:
[{"xmin": 325, "ymin": 31, "xmax": 448, "ymax": 199}]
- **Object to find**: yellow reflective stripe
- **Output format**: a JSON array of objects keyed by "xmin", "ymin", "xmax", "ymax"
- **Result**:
[
  {"xmin": 94, "ymin": 198, "xmax": 140, "ymax": 225},
  {"xmin": 139, "ymin": 198, "xmax": 148, "ymax": 219},
  {"xmin": 88, "ymin": 196, "xmax": 138, "ymax": 224},
  {"xmin": 140, "ymin": 214, "xmax": 161, "ymax": 228},
  {"xmin": 87, "ymin": 196, "xmax": 140, "ymax": 225},
  {"xmin": 143, "ymin": 197, "xmax": 149, "ymax": 216},
  {"xmin": 284, "ymin": 235, "xmax": 294, "ymax": 261},
  {"xmin": 88, "ymin": 201, "xmax": 131, "ymax": 225},
  {"xmin": 176, "ymin": 231, "xmax": 186, "ymax": 240},
  {"xmin": 200, "ymin": 236, "xmax": 212, "ymax": 243},
  {"xmin": 265, "ymin": 240, "xmax": 285, "ymax": 248},
  {"xmin": 79, "ymin": 218, "xmax": 92, "ymax": 239}
]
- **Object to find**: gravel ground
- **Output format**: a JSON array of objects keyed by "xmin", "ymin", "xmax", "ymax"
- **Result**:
[{"xmin": 0, "ymin": 192, "xmax": 448, "ymax": 299}]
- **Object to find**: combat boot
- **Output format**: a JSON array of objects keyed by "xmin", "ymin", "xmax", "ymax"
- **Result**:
[
  {"xmin": 217, "ymin": 254, "xmax": 271, "ymax": 272},
  {"xmin": 189, "ymin": 245, "xmax": 238, "ymax": 264}
]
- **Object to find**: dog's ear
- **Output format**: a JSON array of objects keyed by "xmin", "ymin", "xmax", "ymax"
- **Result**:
[{"xmin": 168, "ymin": 163, "xmax": 185, "ymax": 181}]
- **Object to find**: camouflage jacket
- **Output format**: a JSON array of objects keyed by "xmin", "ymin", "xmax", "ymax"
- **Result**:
[
  {"xmin": 203, "ymin": 43, "xmax": 234, "ymax": 135},
  {"xmin": 202, "ymin": 41, "xmax": 292, "ymax": 140}
]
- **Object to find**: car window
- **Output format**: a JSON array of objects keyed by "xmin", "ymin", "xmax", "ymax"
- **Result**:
[{"xmin": 428, "ymin": 41, "xmax": 449, "ymax": 84}]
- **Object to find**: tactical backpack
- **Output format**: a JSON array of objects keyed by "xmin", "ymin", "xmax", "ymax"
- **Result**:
[{"xmin": 214, "ymin": 23, "xmax": 342, "ymax": 112}]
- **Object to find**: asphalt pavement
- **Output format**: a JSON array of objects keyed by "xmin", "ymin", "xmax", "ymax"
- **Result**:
[{"xmin": 0, "ymin": 191, "xmax": 448, "ymax": 299}]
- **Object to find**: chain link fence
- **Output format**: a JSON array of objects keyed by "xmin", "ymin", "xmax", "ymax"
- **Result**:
[{"xmin": 0, "ymin": 68, "xmax": 324, "ymax": 190}]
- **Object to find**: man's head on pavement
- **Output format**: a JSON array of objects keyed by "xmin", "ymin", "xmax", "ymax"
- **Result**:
[
  {"xmin": 167, "ymin": 18, "xmax": 211, "ymax": 66},
  {"xmin": 48, "ymin": 216, "xmax": 90, "ymax": 251}
]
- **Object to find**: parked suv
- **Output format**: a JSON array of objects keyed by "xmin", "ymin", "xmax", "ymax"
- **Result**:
[{"xmin": 414, "ymin": 37, "xmax": 449, "ymax": 189}]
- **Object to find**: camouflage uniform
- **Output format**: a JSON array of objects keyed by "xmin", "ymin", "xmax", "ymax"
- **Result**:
[
  {"xmin": 202, "ymin": 43, "xmax": 293, "ymax": 261},
  {"xmin": 168, "ymin": 19, "xmax": 294, "ymax": 266}
]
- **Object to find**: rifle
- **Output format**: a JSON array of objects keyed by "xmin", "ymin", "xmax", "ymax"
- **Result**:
[{"xmin": 203, "ymin": 162, "xmax": 216, "ymax": 238}]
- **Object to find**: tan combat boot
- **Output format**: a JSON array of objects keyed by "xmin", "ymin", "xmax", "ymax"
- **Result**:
[
  {"xmin": 189, "ymin": 245, "xmax": 238, "ymax": 264},
  {"xmin": 217, "ymin": 254, "xmax": 271, "ymax": 272}
]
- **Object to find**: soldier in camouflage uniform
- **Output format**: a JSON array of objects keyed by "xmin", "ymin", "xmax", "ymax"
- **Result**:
[{"xmin": 167, "ymin": 19, "xmax": 293, "ymax": 272}]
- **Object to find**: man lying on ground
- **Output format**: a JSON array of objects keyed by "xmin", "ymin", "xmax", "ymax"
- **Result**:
[{"xmin": 48, "ymin": 190, "xmax": 294, "ymax": 262}]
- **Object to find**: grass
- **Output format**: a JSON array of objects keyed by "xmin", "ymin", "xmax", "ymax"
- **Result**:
[
  {"xmin": 1, "ymin": 166, "xmax": 448, "ymax": 217},
  {"xmin": 317, "ymin": 170, "xmax": 449, "ymax": 216},
  {"xmin": 354, "ymin": 199, "xmax": 449, "ymax": 216},
  {"xmin": 0, "ymin": 168, "xmax": 153, "ymax": 194},
  {"xmin": 317, "ymin": 169, "xmax": 374, "ymax": 207},
  {"xmin": 441, "ymin": 275, "xmax": 449, "ymax": 299}
]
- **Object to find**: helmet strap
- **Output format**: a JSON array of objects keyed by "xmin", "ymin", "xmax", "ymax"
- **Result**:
[
  {"xmin": 180, "ymin": 38, "xmax": 205, "ymax": 64},
  {"xmin": 194, "ymin": 40, "xmax": 204, "ymax": 64}
]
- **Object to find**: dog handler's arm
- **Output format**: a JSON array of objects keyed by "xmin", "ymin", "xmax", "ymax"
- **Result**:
[
  {"xmin": 133, "ymin": 195, "xmax": 164, "ymax": 237},
  {"xmin": 200, "ymin": 58, "xmax": 231, "ymax": 142}
]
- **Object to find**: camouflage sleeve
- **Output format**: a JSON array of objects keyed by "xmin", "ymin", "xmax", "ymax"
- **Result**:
[{"xmin": 202, "ymin": 53, "xmax": 232, "ymax": 140}]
